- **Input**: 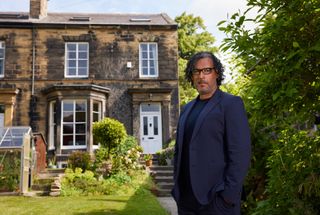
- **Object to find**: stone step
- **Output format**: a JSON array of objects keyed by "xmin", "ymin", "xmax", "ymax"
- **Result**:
[
  {"xmin": 150, "ymin": 165, "xmax": 174, "ymax": 171},
  {"xmin": 154, "ymin": 175, "xmax": 174, "ymax": 183},
  {"xmin": 151, "ymin": 170, "xmax": 173, "ymax": 177},
  {"xmin": 157, "ymin": 182, "xmax": 174, "ymax": 190},
  {"xmin": 31, "ymin": 184, "xmax": 51, "ymax": 191},
  {"xmin": 156, "ymin": 188, "xmax": 172, "ymax": 197}
]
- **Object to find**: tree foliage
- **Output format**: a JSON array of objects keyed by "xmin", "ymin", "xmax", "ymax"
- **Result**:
[
  {"xmin": 92, "ymin": 117, "xmax": 127, "ymax": 158},
  {"xmin": 175, "ymin": 12, "xmax": 218, "ymax": 105},
  {"xmin": 219, "ymin": 0, "xmax": 320, "ymax": 214}
]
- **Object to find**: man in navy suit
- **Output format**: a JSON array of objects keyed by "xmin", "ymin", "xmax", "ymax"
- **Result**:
[{"xmin": 172, "ymin": 52, "xmax": 251, "ymax": 214}]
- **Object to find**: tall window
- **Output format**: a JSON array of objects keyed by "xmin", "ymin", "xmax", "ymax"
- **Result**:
[
  {"xmin": 65, "ymin": 42, "xmax": 89, "ymax": 78},
  {"xmin": 62, "ymin": 100, "xmax": 87, "ymax": 148},
  {"xmin": 0, "ymin": 42, "xmax": 5, "ymax": 78},
  {"xmin": 92, "ymin": 101, "xmax": 102, "ymax": 148},
  {"xmin": 139, "ymin": 43, "xmax": 158, "ymax": 77},
  {"xmin": 48, "ymin": 101, "xmax": 56, "ymax": 150}
]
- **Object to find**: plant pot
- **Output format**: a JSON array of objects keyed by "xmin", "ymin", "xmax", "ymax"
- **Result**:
[
  {"xmin": 145, "ymin": 159, "xmax": 152, "ymax": 167},
  {"xmin": 165, "ymin": 158, "xmax": 172, "ymax": 165}
]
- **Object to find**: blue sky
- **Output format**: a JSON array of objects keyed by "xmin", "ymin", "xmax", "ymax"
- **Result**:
[{"xmin": 0, "ymin": 0, "xmax": 249, "ymax": 47}]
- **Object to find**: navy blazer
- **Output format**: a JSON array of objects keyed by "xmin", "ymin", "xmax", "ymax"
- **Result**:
[{"xmin": 172, "ymin": 89, "xmax": 251, "ymax": 206}]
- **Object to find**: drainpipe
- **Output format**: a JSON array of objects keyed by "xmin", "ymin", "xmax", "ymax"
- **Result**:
[{"xmin": 30, "ymin": 25, "xmax": 36, "ymax": 131}]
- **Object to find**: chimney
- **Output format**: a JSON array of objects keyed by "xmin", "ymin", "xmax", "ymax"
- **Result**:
[{"xmin": 30, "ymin": 0, "xmax": 48, "ymax": 19}]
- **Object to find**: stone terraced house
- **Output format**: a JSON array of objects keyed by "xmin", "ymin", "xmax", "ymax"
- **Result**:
[{"xmin": 0, "ymin": 0, "xmax": 179, "ymax": 168}]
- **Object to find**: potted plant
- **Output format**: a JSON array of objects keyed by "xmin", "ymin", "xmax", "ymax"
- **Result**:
[{"xmin": 144, "ymin": 154, "xmax": 153, "ymax": 167}]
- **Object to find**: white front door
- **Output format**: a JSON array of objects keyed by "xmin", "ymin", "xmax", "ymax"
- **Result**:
[{"xmin": 140, "ymin": 103, "xmax": 162, "ymax": 154}]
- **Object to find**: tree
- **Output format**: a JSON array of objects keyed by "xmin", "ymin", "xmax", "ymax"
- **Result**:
[
  {"xmin": 175, "ymin": 12, "xmax": 218, "ymax": 105},
  {"xmin": 92, "ymin": 117, "xmax": 127, "ymax": 158},
  {"xmin": 219, "ymin": 0, "xmax": 320, "ymax": 214}
]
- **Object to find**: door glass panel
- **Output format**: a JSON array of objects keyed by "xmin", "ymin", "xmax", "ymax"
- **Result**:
[
  {"xmin": 143, "ymin": 117, "xmax": 148, "ymax": 135},
  {"xmin": 153, "ymin": 116, "xmax": 158, "ymax": 135},
  {"xmin": 141, "ymin": 104, "xmax": 160, "ymax": 112}
]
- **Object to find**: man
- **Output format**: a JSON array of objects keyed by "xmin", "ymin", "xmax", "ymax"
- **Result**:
[{"xmin": 172, "ymin": 52, "xmax": 251, "ymax": 214}]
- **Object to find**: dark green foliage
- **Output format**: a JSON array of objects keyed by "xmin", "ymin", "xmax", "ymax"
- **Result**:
[
  {"xmin": 254, "ymin": 130, "xmax": 320, "ymax": 215},
  {"xmin": 92, "ymin": 117, "xmax": 127, "ymax": 158},
  {"xmin": 67, "ymin": 151, "xmax": 92, "ymax": 172},
  {"xmin": 219, "ymin": 0, "xmax": 320, "ymax": 213},
  {"xmin": 0, "ymin": 151, "xmax": 20, "ymax": 191}
]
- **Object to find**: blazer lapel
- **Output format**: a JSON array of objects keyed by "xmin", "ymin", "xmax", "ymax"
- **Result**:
[{"xmin": 190, "ymin": 89, "xmax": 223, "ymax": 142}]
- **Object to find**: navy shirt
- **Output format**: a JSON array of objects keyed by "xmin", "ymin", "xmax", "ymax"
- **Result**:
[{"xmin": 179, "ymin": 97, "xmax": 209, "ymax": 204}]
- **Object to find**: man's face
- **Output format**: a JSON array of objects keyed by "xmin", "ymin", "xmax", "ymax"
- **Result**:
[{"xmin": 191, "ymin": 57, "xmax": 219, "ymax": 100}]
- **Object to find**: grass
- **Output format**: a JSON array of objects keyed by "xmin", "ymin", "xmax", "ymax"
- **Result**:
[
  {"xmin": 0, "ymin": 192, "xmax": 168, "ymax": 215},
  {"xmin": 0, "ymin": 170, "xmax": 169, "ymax": 215}
]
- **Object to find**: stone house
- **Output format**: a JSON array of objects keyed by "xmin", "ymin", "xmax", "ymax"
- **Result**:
[{"xmin": 0, "ymin": 0, "xmax": 179, "ymax": 167}]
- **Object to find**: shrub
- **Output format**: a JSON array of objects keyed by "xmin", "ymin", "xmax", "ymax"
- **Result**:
[
  {"xmin": 93, "ymin": 117, "xmax": 127, "ymax": 158},
  {"xmin": 68, "ymin": 151, "xmax": 92, "ymax": 172},
  {"xmin": 254, "ymin": 130, "xmax": 320, "ymax": 215}
]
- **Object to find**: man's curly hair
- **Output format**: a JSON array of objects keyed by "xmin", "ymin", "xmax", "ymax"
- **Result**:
[{"xmin": 185, "ymin": 52, "xmax": 225, "ymax": 86}]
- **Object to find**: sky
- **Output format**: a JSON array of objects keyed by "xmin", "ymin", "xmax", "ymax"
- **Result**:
[{"xmin": 0, "ymin": 0, "xmax": 250, "ymax": 47}]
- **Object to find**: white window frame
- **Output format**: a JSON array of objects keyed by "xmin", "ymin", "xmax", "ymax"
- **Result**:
[
  {"xmin": 0, "ymin": 42, "xmax": 5, "ymax": 78},
  {"xmin": 65, "ymin": 42, "xmax": 89, "ymax": 78},
  {"xmin": 139, "ymin": 42, "xmax": 158, "ymax": 78},
  {"xmin": 92, "ymin": 100, "xmax": 102, "ymax": 149},
  {"xmin": 61, "ymin": 100, "xmax": 87, "ymax": 149},
  {"xmin": 48, "ymin": 101, "xmax": 56, "ymax": 150}
]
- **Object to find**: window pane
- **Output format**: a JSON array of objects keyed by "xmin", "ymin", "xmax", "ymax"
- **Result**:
[
  {"xmin": 78, "ymin": 68, "xmax": 87, "ymax": 76},
  {"xmin": 142, "ymin": 60, "xmax": 148, "ymax": 67},
  {"xmin": 76, "ymin": 112, "xmax": 86, "ymax": 122},
  {"xmin": 76, "ymin": 124, "xmax": 86, "ymax": 133},
  {"xmin": 149, "ymin": 60, "xmax": 154, "ymax": 67},
  {"xmin": 75, "ymin": 135, "xmax": 86, "ymax": 145},
  {"xmin": 153, "ymin": 116, "xmax": 158, "ymax": 135},
  {"xmin": 68, "ymin": 60, "xmax": 76, "ymax": 67},
  {"xmin": 0, "ymin": 50, "xmax": 4, "ymax": 58},
  {"xmin": 150, "ymin": 68, "xmax": 155, "ymax": 75},
  {"xmin": 149, "ymin": 44, "xmax": 156, "ymax": 51},
  {"xmin": 142, "ymin": 52, "xmax": 148, "ymax": 59},
  {"xmin": 143, "ymin": 117, "xmax": 148, "ymax": 135},
  {"xmin": 140, "ymin": 44, "xmax": 147, "ymax": 51},
  {"xmin": 93, "ymin": 113, "xmax": 99, "ymax": 122},
  {"xmin": 78, "ymin": 44, "xmax": 88, "ymax": 51},
  {"xmin": 76, "ymin": 102, "xmax": 86, "ymax": 111},
  {"xmin": 63, "ymin": 135, "xmax": 73, "ymax": 146},
  {"xmin": 93, "ymin": 103, "xmax": 99, "ymax": 112},
  {"xmin": 63, "ymin": 124, "xmax": 73, "ymax": 134},
  {"xmin": 68, "ymin": 68, "xmax": 76, "ymax": 76},
  {"xmin": 78, "ymin": 52, "xmax": 87, "ymax": 59},
  {"xmin": 78, "ymin": 60, "xmax": 87, "ymax": 67},
  {"xmin": 68, "ymin": 52, "xmax": 76, "ymax": 59},
  {"xmin": 67, "ymin": 44, "xmax": 76, "ymax": 51},
  {"xmin": 63, "ymin": 102, "xmax": 73, "ymax": 111},
  {"xmin": 63, "ymin": 112, "xmax": 73, "ymax": 122},
  {"xmin": 141, "ymin": 104, "xmax": 160, "ymax": 112},
  {"xmin": 142, "ymin": 68, "xmax": 148, "ymax": 75},
  {"xmin": 0, "ymin": 61, "xmax": 3, "ymax": 75}
]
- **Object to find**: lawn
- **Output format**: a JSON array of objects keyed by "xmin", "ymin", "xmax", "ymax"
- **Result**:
[{"xmin": 0, "ymin": 190, "xmax": 169, "ymax": 215}]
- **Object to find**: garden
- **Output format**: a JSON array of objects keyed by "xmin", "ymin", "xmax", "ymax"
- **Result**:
[{"xmin": 0, "ymin": 117, "xmax": 169, "ymax": 214}]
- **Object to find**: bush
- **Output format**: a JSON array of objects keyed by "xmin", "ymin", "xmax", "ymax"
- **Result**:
[
  {"xmin": 93, "ymin": 117, "xmax": 127, "ymax": 158},
  {"xmin": 254, "ymin": 130, "xmax": 320, "ymax": 215},
  {"xmin": 156, "ymin": 140, "xmax": 175, "ymax": 166},
  {"xmin": 68, "ymin": 151, "xmax": 92, "ymax": 172}
]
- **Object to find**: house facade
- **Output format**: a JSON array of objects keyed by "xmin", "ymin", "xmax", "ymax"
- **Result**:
[{"xmin": 0, "ymin": 0, "xmax": 179, "ymax": 167}]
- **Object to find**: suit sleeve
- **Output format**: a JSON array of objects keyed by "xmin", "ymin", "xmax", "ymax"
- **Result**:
[{"xmin": 220, "ymin": 96, "xmax": 251, "ymax": 204}]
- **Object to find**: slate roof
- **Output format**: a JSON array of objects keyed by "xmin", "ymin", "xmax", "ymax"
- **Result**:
[{"xmin": 0, "ymin": 12, "xmax": 176, "ymax": 27}]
